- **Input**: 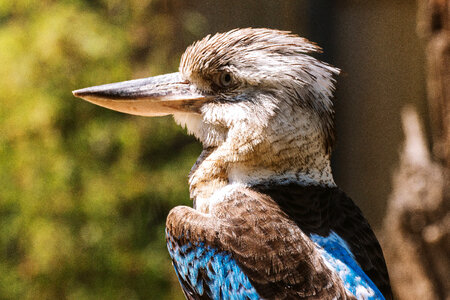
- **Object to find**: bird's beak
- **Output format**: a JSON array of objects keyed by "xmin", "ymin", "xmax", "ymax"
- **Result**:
[{"xmin": 72, "ymin": 72, "xmax": 211, "ymax": 116}]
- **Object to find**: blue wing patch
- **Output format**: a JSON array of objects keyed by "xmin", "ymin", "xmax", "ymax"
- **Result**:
[
  {"xmin": 167, "ymin": 232, "xmax": 259, "ymax": 300},
  {"xmin": 310, "ymin": 231, "xmax": 385, "ymax": 300}
]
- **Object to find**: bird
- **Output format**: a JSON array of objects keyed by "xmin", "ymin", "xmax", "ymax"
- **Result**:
[{"xmin": 73, "ymin": 28, "xmax": 393, "ymax": 300}]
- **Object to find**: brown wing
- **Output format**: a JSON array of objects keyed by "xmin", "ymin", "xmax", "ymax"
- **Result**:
[{"xmin": 253, "ymin": 183, "xmax": 393, "ymax": 300}]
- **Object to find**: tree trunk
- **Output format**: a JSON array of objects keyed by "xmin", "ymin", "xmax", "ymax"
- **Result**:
[{"xmin": 382, "ymin": 1, "xmax": 449, "ymax": 299}]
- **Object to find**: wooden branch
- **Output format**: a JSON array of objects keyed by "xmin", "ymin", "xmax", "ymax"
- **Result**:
[
  {"xmin": 382, "ymin": 1, "xmax": 449, "ymax": 299},
  {"xmin": 382, "ymin": 108, "xmax": 449, "ymax": 299},
  {"xmin": 417, "ymin": 0, "xmax": 450, "ymax": 168}
]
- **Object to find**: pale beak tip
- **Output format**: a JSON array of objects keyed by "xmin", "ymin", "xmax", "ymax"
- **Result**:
[
  {"xmin": 73, "ymin": 87, "xmax": 107, "ymax": 100},
  {"xmin": 72, "ymin": 88, "xmax": 86, "ymax": 98}
]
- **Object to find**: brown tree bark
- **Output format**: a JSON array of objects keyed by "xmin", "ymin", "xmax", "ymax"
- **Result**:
[{"xmin": 382, "ymin": 0, "xmax": 449, "ymax": 299}]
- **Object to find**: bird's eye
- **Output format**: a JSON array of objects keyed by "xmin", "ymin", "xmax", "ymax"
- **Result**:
[{"xmin": 216, "ymin": 72, "xmax": 234, "ymax": 88}]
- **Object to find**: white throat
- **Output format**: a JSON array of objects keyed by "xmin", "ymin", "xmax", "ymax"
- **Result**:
[{"xmin": 173, "ymin": 103, "xmax": 336, "ymax": 213}]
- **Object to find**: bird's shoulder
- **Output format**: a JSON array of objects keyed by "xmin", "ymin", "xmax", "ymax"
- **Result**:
[
  {"xmin": 166, "ymin": 188, "xmax": 261, "ymax": 299},
  {"xmin": 166, "ymin": 226, "xmax": 259, "ymax": 300}
]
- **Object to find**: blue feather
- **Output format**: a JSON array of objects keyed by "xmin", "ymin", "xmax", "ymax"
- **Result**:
[
  {"xmin": 167, "ymin": 232, "xmax": 260, "ymax": 299},
  {"xmin": 310, "ymin": 231, "xmax": 385, "ymax": 300}
]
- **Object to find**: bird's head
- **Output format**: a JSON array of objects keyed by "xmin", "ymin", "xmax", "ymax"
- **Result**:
[{"xmin": 73, "ymin": 28, "xmax": 340, "ymax": 208}]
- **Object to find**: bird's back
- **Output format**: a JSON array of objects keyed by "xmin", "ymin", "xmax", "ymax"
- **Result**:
[
  {"xmin": 166, "ymin": 184, "xmax": 392, "ymax": 299},
  {"xmin": 253, "ymin": 183, "xmax": 393, "ymax": 300}
]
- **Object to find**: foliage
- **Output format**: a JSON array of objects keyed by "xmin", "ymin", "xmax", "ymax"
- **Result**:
[{"xmin": 0, "ymin": 1, "xmax": 205, "ymax": 299}]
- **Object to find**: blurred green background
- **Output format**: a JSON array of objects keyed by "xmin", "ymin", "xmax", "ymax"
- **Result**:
[{"xmin": 0, "ymin": 1, "xmax": 425, "ymax": 299}]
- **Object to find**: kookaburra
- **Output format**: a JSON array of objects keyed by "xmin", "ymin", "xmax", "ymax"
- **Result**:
[{"xmin": 73, "ymin": 28, "xmax": 392, "ymax": 300}]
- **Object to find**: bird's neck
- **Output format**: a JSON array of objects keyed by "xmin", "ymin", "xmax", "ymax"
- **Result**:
[{"xmin": 188, "ymin": 126, "xmax": 336, "ymax": 213}]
